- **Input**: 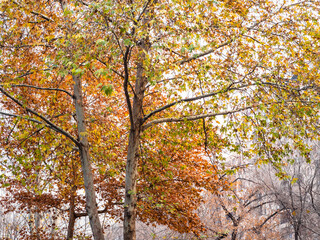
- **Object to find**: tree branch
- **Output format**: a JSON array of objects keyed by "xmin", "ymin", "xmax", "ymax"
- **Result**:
[
  {"xmin": 11, "ymin": 1, "xmax": 54, "ymax": 22},
  {"xmin": 74, "ymin": 203, "xmax": 123, "ymax": 218},
  {"xmin": 143, "ymin": 99, "xmax": 305, "ymax": 130},
  {"xmin": 76, "ymin": 0, "xmax": 89, "ymax": 6},
  {"xmin": 4, "ymin": 84, "xmax": 74, "ymax": 98},
  {"xmin": 259, "ymin": 208, "xmax": 283, "ymax": 228},
  {"xmin": 143, "ymin": 105, "xmax": 255, "ymax": 130},
  {"xmin": 0, "ymin": 87, "xmax": 79, "ymax": 146},
  {"xmin": 30, "ymin": 10, "xmax": 54, "ymax": 22},
  {"xmin": 143, "ymin": 83, "xmax": 246, "ymax": 122},
  {"xmin": 0, "ymin": 111, "xmax": 44, "ymax": 125},
  {"xmin": 123, "ymin": 47, "xmax": 134, "ymax": 127},
  {"xmin": 96, "ymin": 58, "xmax": 125, "ymax": 79},
  {"xmin": 179, "ymin": 39, "xmax": 233, "ymax": 65},
  {"xmin": 137, "ymin": 0, "xmax": 153, "ymax": 22}
]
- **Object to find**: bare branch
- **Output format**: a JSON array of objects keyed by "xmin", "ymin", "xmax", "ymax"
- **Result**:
[
  {"xmin": 76, "ymin": 0, "xmax": 89, "ymax": 6},
  {"xmin": 30, "ymin": 10, "xmax": 54, "ymax": 22},
  {"xmin": 74, "ymin": 203, "xmax": 123, "ymax": 218},
  {"xmin": 259, "ymin": 209, "xmax": 283, "ymax": 228},
  {"xmin": 96, "ymin": 58, "xmax": 125, "ymax": 79},
  {"xmin": 12, "ymin": 1, "xmax": 54, "ymax": 22},
  {"xmin": 146, "ymin": 77, "xmax": 180, "ymax": 88},
  {"xmin": 0, "ymin": 44, "xmax": 53, "ymax": 49},
  {"xmin": 144, "ymin": 98, "xmax": 307, "ymax": 129}
]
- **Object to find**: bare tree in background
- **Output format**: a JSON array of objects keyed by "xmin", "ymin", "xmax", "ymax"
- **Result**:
[{"xmin": 254, "ymin": 141, "xmax": 320, "ymax": 240}]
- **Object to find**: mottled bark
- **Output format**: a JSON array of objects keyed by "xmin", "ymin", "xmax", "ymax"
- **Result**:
[
  {"xmin": 124, "ymin": 128, "xmax": 141, "ymax": 240},
  {"xmin": 73, "ymin": 75, "xmax": 104, "ymax": 240}
]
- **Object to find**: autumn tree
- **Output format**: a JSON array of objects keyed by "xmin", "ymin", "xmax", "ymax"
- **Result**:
[
  {"xmin": 93, "ymin": 1, "xmax": 320, "ymax": 239},
  {"xmin": 1, "ymin": 0, "xmax": 320, "ymax": 240},
  {"xmin": 0, "ymin": 1, "xmax": 126, "ymax": 238}
]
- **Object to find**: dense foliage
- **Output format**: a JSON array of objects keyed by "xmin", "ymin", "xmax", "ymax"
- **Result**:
[{"xmin": 1, "ymin": 0, "xmax": 320, "ymax": 239}]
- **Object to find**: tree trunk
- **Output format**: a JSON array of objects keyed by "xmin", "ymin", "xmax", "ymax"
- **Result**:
[
  {"xmin": 34, "ymin": 210, "xmax": 40, "ymax": 240},
  {"xmin": 67, "ymin": 186, "xmax": 76, "ymax": 240},
  {"xmin": 294, "ymin": 224, "xmax": 300, "ymax": 240},
  {"xmin": 73, "ymin": 75, "xmax": 104, "ymax": 240},
  {"xmin": 123, "ymin": 43, "xmax": 148, "ymax": 240},
  {"xmin": 50, "ymin": 209, "xmax": 57, "ymax": 239},
  {"xmin": 124, "ymin": 128, "xmax": 140, "ymax": 240}
]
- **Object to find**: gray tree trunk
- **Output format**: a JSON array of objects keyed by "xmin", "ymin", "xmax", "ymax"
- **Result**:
[
  {"xmin": 34, "ymin": 211, "xmax": 40, "ymax": 240},
  {"xmin": 73, "ymin": 75, "xmax": 104, "ymax": 240},
  {"xmin": 123, "ymin": 44, "xmax": 148, "ymax": 240}
]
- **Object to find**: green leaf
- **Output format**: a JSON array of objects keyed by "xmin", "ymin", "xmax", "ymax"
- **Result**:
[
  {"xmin": 291, "ymin": 177, "xmax": 298, "ymax": 184},
  {"xmin": 101, "ymin": 85, "xmax": 114, "ymax": 96},
  {"xmin": 72, "ymin": 68, "xmax": 84, "ymax": 76},
  {"xmin": 63, "ymin": 8, "xmax": 72, "ymax": 16},
  {"xmin": 188, "ymin": 44, "xmax": 195, "ymax": 51},
  {"xmin": 96, "ymin": 39, "xmax": 106, "ymax": 45},
  {"xmin": 123, "ymin": 39, "xmax": 133, "ymax": 46},
  {"xmin": 128, "ymin": 190, "xmax": 135, "ymax": 195},
  {"xmin": 95, "ymin": 68, "xmax": 108, "ymax": 77}
]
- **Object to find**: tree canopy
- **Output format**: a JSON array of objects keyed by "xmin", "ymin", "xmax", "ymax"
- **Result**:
[{"xmin": 1, "ymin": 0, "xmax": 320, "ymax": 239}]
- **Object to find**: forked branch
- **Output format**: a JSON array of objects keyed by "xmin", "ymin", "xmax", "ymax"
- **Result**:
[{"xmin": 143, "ymin": 83, "xmax": 250, "ymax": 122}]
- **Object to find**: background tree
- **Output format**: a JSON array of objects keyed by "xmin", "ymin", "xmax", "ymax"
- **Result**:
[{"xmin": 254, "ymin": 141, "xmax": 320, "ymax": 240}]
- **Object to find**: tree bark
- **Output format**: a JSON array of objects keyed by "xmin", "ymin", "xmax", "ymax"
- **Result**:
[
  {"xmin": 35, "ymin": 210, "xmax": 40, "ymax": 240},
  {"xmin": 67, "ymin": 186, "xmax": 76, "ymax": 240},
  {"xmin": 73, "ymin": 75, "xmax": 104, "ymax": 240},
  {"xmin": 123, "ymin": 43, "xmax": 148, "ymax": 240},
  {"xmin": 123, "ymin": 128, "xmax": 140, "ymax": 240}
]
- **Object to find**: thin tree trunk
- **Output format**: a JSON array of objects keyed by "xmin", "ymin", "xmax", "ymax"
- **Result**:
[
  {"xmin": 28, "ymin": 211, "xmax": 33, "ymax": 236},
  {"xmin": 73, "ymin": 75, "xmax": 104, "ymax": 240},
  {"xmin": 50, "ymin": 209, "xmax": 57, "ymax": 239},
  {"xmin": 294, "ymin": 223, "xmax": 300, "ymax": 240},
  {"xmin": 67, "ymin": 186, "xmax": 76, "ymax": 240},
  {"xmin": 35, "ymin": 210, "xmax": 40, "ymax": 240},
  {"xmin": 123, "ymin": 43, "xmax": 148, "ymax": 240},
  {"xmin": 231, "ymin": 230, "xmax": 238, "ymax": 240}
]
